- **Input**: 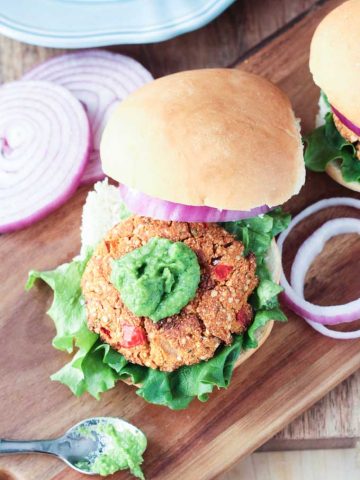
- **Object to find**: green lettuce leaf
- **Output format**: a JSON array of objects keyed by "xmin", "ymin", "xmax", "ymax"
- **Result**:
[
  {"xmin": 26, "ymin": 250, "xmax": 96, "ymax": 353},
  {"xmin": 321, "ymin": 90, "xmax": 330, "ymax": 109},
  {"xmin": 26, "ymin": 253, "xmax": 118, "ymax": 399},
  {"xmin": 51, "ymin": 341, "xmax": 120, "ymax": 399},
  {"xmin": 87, "ymin": 335, "xmax": 242, "ymax": 410},
  {"xmin": 222, "ymin": 208, "xmax": 290, "ymax": 350},
  {"xmin": 246, "ymin": 308, "xmax": 286, "ymax": 349},
  {"xmin": 27, "ymin": 210, "xmax": 289, "ymax": 409},
  {"xmin": 223, "ymin": 208, "xmax": 290, "ymax": 255},
  {"xmin": 304, "ymin": 112, "xmax": 360, "ymax": 183}
]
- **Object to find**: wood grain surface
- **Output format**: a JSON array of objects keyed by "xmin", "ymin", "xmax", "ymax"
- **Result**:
[
  {"xmin": 0, "ymin": 1, "xmax": 359, "ymax": 479},
  {"xmin": 268, "ymin": 370, "xmax": 360, "ymax": 450},
  {"xmin": 220, "ymin": 448, "xmax": 360, "ymax": 480}
]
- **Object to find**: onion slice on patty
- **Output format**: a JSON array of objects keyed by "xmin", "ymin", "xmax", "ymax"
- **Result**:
[
  {"xmin": 0, "ymin": 80, "xmax": 90, "ymax": 233},
  {"xmin": 331, "ymin": 105, "xmax": 360, "ymax": 138},
  {"xmin": 278, "ymin": 197, "xmax": 360, "ymax": 333},
  {"xmin": 119, "ymin": 184, "xmax": 271, "ymax": 222},
  {"xmin": 23, "ymin": 50, "xmax": 153, "ymax": 185}
]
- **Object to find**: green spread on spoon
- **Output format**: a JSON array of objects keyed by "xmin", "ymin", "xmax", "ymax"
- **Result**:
[
  {"xmin": 75, "ymin": 422, "xmax": 147, "ymax": 478},
  {"xmin": 110, "ymin": 237, "xmax": 201, "ymax": 322}
]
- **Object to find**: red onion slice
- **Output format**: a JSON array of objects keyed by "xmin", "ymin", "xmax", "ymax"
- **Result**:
[
  {"xmin": 304, "ymin": 320, "xmax": 360, "ymax": 340},
  {"xmin": 278, "ymin": 197, "xmax": 360, "ymax": 232},
  {"xmin": 287, "ymin": 218, "xmax": 360, "ymax": 324},
  {"xmin": 331, "ymin": 105, "xmax": 360, "ymax": 138},
  {"xmin": 0, "ymin": 81, "xmax": 90, "ymax": 233},
  {"xmin": 23, "ymin": 50, "xmax": 153, "ymax": 185},
  {"xmin": 291, "ymin": 218, "xmax": 360, "ymax": 295},
  {"xmin": 119, "ymin": 184, "xmax": 271, "ymax": 222},
  {"xmin": 278, "ymin": 197, "xmax": 360, "ymax": 326},
  {"xmin": 291, "ymin": 218, "xmax": 360, "ymax": 339}
]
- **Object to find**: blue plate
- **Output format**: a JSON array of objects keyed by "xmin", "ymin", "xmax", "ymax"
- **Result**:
[{"xmin": 0, "ymin": 0, "xmax": 235, "ymax": 48}]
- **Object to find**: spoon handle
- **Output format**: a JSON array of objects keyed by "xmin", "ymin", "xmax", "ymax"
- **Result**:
[{"xmin": 0, "ymin": 439, "xmax": 54, "ymax": 455}]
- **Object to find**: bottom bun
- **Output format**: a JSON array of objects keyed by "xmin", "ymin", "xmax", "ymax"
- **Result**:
[
  {"xmin": 123, "ymin": 238, "xmax": 281, "ymax": 386},
  {"xmin": 326, "ymin": 161, "xmax": 360, "ymax": 192}
]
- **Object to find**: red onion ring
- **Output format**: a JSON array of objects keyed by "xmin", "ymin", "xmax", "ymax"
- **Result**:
[
  {"xmin": 23, "ymin": 50, "xmax": 153, "ymax": 185},
  {"xmin": 291, "ymin": 218, "xmax": 360, "ymax": 339},
  {"xmin": 278, "ymin": 197, "xmax": 360, "ymax": 326},
  {"xmin": 331, "ymin": 105, "xmax": 360, "ymax": 138},
  {"xmin": 0, "ymin": 81, "xmax": 90, "ymax": 233},
  {"xmin": 291, "ymin": 218, "xmax": 360, "ymax": 295},
  {"xmin": 119, "ymin": 184, "xmax": 271, "ymax": 222},
  {"xmin": 303, "ymin": 320, "xmax": 360, "ymax": 340}
]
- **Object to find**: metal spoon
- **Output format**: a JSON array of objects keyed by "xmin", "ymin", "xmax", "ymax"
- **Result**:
[{"xmin": 0, "ymin": 416, "xmax": 142, "ymax": 475}]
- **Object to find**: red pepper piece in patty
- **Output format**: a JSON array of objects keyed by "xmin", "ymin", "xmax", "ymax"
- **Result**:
[
  {"xmin": 100, "ymin": 326, "xmax": 111, "ymax": 338},
  {"xmin": 121, "ymin": 325, "xmax": 147, "ymax": 347},
  {"xmin": 236, "ymin": 307, "xmax": 252, "ymax": 328},
  {"xmin": 213, "ymin": 264, "xmax": 233, "ymax": 281}
]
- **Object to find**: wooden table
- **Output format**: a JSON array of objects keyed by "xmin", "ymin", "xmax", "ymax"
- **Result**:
[{"xmin": 0, "ymin": 0, "xmax": 359, "ymax": 472}]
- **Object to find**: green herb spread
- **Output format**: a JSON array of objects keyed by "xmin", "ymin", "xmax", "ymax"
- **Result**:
[
  {"xmin": 75, "ymin": 423, "xmax": 147, "ymax": 478},
  {"xmin": 110, "ymin": 237, "xmax": 200, "ymax": 322}
]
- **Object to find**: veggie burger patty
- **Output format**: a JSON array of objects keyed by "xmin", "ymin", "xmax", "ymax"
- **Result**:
[{"xmin": 81, "ymin": 216, "xmax": 258, "ymax": 372}]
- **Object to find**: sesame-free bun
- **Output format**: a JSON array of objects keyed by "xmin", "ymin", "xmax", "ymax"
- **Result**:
[
  {"xmin": 101, "ymin": 69, "xmax": 304, "ymax": 211},
  {"xmin": 326, "ymin": 161, "xmax": 360, "ymax": 192},
  {"xmin": 310, "ymin": 0, "xmax": 360, "ymax": 126}
]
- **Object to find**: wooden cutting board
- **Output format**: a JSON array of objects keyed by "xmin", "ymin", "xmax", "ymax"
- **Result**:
[{"xmin": 0, "ymin": 1, "xmax": 359, "ymax": 479}]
